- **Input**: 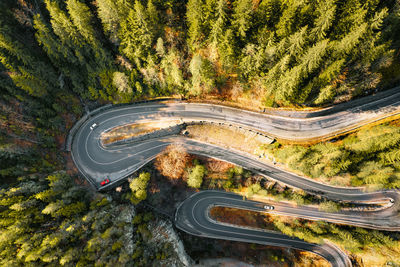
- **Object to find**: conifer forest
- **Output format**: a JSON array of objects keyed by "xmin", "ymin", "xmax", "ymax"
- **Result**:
[{"xmin": 1, "ymin": 0, "xmax": 400, "ymax": 266}]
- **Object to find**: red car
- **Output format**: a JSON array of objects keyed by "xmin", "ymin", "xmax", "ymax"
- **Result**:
[{"xmin": 100, "ymin": 179, "xmax": 110, "ymax": 186}]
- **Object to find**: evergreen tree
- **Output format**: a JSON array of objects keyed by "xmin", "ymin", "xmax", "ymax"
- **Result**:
[
  {"xmin": 187, "ymin": 0, "xmax": 205, "ymax": 50},
  {"xmin": 310, "ymin": 0, "xmax": 336, "ymax": 41},
  {"xmin": 119, "ymin": 0, "xmax": 154, "ymax": 68},
  {"xmin": 96, "ymin": 0, "xmax": 127, "ymax": 45},
  {"xmin": 0, "ymin": 20, "xmax": 58, "ymax": 98},
  {"xmin": 275, "ymin": 0, "xmax": 305, "ymax": 38},
  {"xmin": 232, "ymin": 0, "xmax": 253, "ymax": 39},
  {"xmin": 189, "ymin": 54, "xmax": 216, "ymax": 95},
  {"xmin": 208, "ymin": 0, "xmax": 228, "ymax": 61}
]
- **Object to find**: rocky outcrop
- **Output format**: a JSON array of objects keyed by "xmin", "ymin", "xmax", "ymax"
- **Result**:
[{"xmin": 148, "ymin": 219, "xmax": 193, "ymax": 267}]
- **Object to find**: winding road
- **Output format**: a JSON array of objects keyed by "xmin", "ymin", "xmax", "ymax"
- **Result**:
[
  {"xmin": 70, "ymin": 87, "xmax": 400, "ymax": 267},
  {"xmin": 175, "ymin": 190, "xmax": 351, "ymax": 267}
]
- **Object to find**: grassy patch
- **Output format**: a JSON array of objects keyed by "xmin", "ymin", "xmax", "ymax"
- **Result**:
[
  {"xmin": 186, "ymin": 123, "xmax": 268, "ymax": 155},
  {"xmin": 101, "ymin": 120, "xmax": 179, "ymax": 144}
]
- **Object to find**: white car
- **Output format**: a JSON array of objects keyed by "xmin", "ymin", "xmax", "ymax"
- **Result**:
[
  {"xmin": 264, "ymin": 205, "xmax": 274, "ymax": 210},
  {"xmin": 90, "ymin": 123, "xmax": 98, "ymax": 130}
]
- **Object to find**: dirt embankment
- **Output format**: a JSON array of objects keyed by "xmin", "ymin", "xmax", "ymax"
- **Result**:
[
  {"xmin": 186, "ymin": 123, "xmax": 272, "ymax": 155},
  {"xmin": 101, "ymin": 120, "xmax": 180, "ymax": 145}
]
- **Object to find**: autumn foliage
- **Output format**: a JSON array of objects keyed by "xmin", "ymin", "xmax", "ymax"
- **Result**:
[{"xmin": 155, "ymin": 144, "xmax": 190, "ymax": 182}]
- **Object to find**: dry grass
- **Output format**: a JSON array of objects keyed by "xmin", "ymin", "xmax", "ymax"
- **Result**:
[
  {"xmin": 187, "ymin": 124, "xmax": 267, "ymax": 155},
  {"xmin": 101, "ymin": 120, "xmax": 179, "ymax": 144},
  {"xmin": 154, "ymin": 144, "xmax": 191, "ymax": 183},
  {"xmin": 356, "ymin": 250, "xmax": 399, "ymax": 267},
  {"xmin": 209, "ymin": 206, "xmax": 276, "ymax": 231}
]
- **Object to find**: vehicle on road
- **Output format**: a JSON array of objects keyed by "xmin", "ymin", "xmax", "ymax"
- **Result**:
[
  {"xmin": 100, "ymin": 178, "xmax": 110, "ymax": 186},
  {"xmin": 264, "ymin": 205, "xmax": 274, "ymax": 210},
  {"xmin": 90, "ymin": 123, "xmax": 98, "ymax": 130}
]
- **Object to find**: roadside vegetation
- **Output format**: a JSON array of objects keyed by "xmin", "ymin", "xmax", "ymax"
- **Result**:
[
  {"xmin": 209, "ymin": 207, "xmax": 330, "ymax": 266},
  {"xmin": 210, "ymin": 206, "xmax": 400, "ymax": 267},
  {"xmin": 264, "ymin": 120, "xmax": 400, "ymax": 189},
  {"xmin": 155, "ymin": 144, "xmax": 190, "ymax": 182},
  {"xmin": 186, "ymin": 123, "xmax": 270, "ymax": 154},
  {"xmin": 187, "ymin": 162, "xmax": 206, "ymax": 188},
  {"xmin": 129, "ymin": 172, "xmax": 151, "ymax": 204},
  {"xmin": 153, "ymin": 145, "xmax": 400, "ymax": 266},
  {"xmin": 0, "ymin": 0, "xmax": 400, "ymax": 266},
  {"xmin": 101, "ymin": 120, "xmax": 180, "ymax": 145},
  {"xmin": 150, "ymin": 148, "xmax": 337, "ymax": 266}
]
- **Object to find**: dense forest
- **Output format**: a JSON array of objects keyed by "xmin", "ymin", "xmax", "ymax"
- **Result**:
[
  {"xmin": 1, "ymin": 0, "xmax": 400, "ymax": 109},
  {"xmin": 1, "ymin": 0, "xmax": 400, "ymax": 266},
  {"xmin": 265, "ymin": 121, "xmax": 400, "ymax": 189}
]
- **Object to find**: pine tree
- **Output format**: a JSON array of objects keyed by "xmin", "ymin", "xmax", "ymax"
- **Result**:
[
  {"xmin": 287, "ymin": 26, "xmax": 308, "ymax": 59},
  {"xmin": 189, "ymin": 54, "xmax": 216, "ymax": 95},
  {"xmin": 208, "ymin": 0, "xmax": 228, "ymax": 61},
  {"xmin": 255, "ymin": 0, "xmax": 282, "ymax": 30},
  {"xmin": 96, "ymin": 0, "xmax": 127, "ymax": 45},
  {"xmin": 67, "ymin": 0, "xmax": 109, "ymax": 64},
  {"xmin": 275, "ymin": 0, "xmax": 304, "ymax": 38},
  {"xmin": 162, "ymin": 50, "xmax": 184, "ymax": 91},
  {"xmin": 0, "ymin": 18, "xmax": 59, "ymax": 98},
  {"xmin": 310, "ymin": 0, "xmax": 336, "ymax": 41},
  {"xmin": 187, "ymin": 0, "xmax": 205, "ymax": 50},
  {"xmin": 232, "ymin": 0, "xmax": 253, "ymax": 39},
  {"xmin": 119, "ymin": 0, "xmax": 154, "ymax": 68}
]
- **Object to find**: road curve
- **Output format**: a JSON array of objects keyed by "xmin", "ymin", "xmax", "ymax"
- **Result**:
[
  {"xmin": 70, "ymin": 89, "xmax": 400, "ymax": 267},
  {"xmin": 175, "ymin": 190, "xmax": 351, "ymax": 267}
]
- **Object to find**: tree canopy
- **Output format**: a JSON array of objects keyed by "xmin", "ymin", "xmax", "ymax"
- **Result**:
[{"xmin": 0, "ymin": 0, "xmax": 398, "ymax": 107}]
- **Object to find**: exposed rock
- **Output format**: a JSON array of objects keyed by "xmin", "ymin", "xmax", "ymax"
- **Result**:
[
  {"xmin": 148, "ymin": 219, "xmax": 193, "ymax": 267},
  {"xmin": 117, "ymin": 205, "xmax": 136, "ymax": 255}
]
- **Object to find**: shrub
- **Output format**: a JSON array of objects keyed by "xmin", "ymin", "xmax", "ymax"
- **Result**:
[
  {"xmin": 187, "ymin": 165, "xmax": 206, "ymax": 188},
  {"xmin": 155, "ymin": 145, "xmax": 190, "ymax": 181}
]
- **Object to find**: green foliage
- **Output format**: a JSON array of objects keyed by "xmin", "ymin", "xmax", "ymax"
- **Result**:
[
  {"xmin": 319, "ymin": 200, "xmax": 340, "ymax": 213},
  {"xmin": 0, "ymin": 0, "xmax": 398, "ymax": 108},
  {"xmin": 0, "ymin": 171, "xmax": 171, "ymax": 266},
  {"xmin": 266, "ymin": 122, "xmax": 400, "ymax": 188},
  {"xmin": 189, "ymin": 54, "xmax": 216, "ymax": 95},
  {"xmin": 129, "ymin": 172, "xmax": 151, "ymax": 204},
  {"xmin": 272, "ymin": 217, "xmax": 400, "ymax": 262},
  {"xmin": 187, "ymin": 0, "xmax": 206, "ymax": 50},
  {"xmin": 187, "ymin": 164, "xmax": 206, "ymax": 188},
  {"xmin": 0, "ymin": 2, "xmax": 399, "ymax": 265},
  {"xmin": 96, "ymin": 0, "xmax": 127, "ymax": 44},
  {"xmin": 232, "ymin": 0, "xmax": 254, "ymax": 39},
  {"xmin": 246, "ymin": 183, "xmax": 261, "ymax": 198}
]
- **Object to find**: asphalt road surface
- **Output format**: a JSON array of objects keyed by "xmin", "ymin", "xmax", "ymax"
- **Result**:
[
  {"xmin": 175, "ymin": 190, "xmax": 351, "ymax": 267},
  {"xmin": 70, "ymin": 87, "xmax": 400, "ymax": 267}
]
